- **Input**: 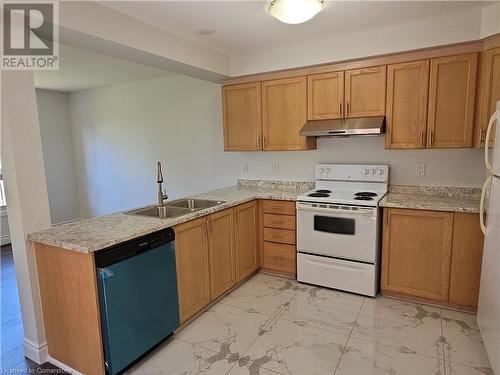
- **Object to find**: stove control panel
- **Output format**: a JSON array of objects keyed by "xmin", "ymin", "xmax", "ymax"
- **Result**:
[{"xmin": 315, "ymin": 164, "xmax": 389, "ymax": 182}]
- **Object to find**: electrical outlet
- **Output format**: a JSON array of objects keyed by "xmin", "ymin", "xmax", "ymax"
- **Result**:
[
  {"xmin": 241, "ymin": 162, "xmax": 248, "ymax": 174},
  {"xmin": 416, "ymin": 163, "xmax": 425, "ymax": 176},
  {"xmin": 270, "ymin": 162, "xmax": 279, "ymax": 175}
]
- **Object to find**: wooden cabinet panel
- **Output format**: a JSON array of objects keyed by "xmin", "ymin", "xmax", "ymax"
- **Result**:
[
  {"xmin": 307, "ymin": 72, "xmax": 344, "ymax": 120},
  {"xmin": 475, "ymin": 47, "xmax": 500, "ymax": 147},
  {"xmin": 345, "ymin": 66, "xmax": 386, "ymax": 118},
  {"xmin": 35, "ymin": 244, "xmax": 105, "ymax": 375},
  {"xmin": 263, "ymin": 227, "xmax": 296, "ymax": 245},
  {"xmin": 427, "ymin": 53, "xmax": 478, "ymax": 148},
  {"xmin": 449, "ymin": 213, "xmax": 484, "ymax": 309},
  {"xmin": 263, "ymin": 242, "xmax": 296, "ymax": 276},
  {"xmin": 263, "ymin": 213, "xmax": 295, "ymax": 230},
  {"xmin": 386, "ymin": 60, "xmax": 429, "ymax": 149},
  {"xmin": 222, "ymin": 83, "xmax": 262, "ymax": 151},
  {"xmin": 262, "ymin": 77, "xmax": 316, "ymax": 150},
  {"xmin": 381, "ymin": 208, "xmax": 453, "ymax": 301},
  {"xmin": 262, "ymin": 200, "xmax": 296, "ymax": 215},
  {"xmin": 174, "ymin": 217, "xmax": 210, "ymax": 323},
  {"xmin": 234, "ymin": 201, "xmax": 259, "ymax": 282},
  {"xmin": 208, "ymin": 209, "xmax": 236, "ymax": 300}
]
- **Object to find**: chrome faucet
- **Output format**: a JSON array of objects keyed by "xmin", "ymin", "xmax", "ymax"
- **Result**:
[{"xmin": 156, "ymin": 162, "xmax": 168, "ymax": 206}]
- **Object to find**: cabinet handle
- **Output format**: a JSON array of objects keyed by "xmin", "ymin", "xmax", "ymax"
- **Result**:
[
  {"xmin": 256, "ymin": 137, "xmax": 260, "ymax": 148},
  {"xmin": 420, "ymin": 130, "xmax": 425, "ymax": 146},
  {"xmin": 480, "ymin": 129, "xmax": 486, "ymax": 143},
  {"xmin": 339, "ymin": 102, "xmax": 342, "ymax": 116},
  {"xmin": 263, "ymin": 137, "xmax": 266, "ymax": 149},
  {"xmin": 428, "ymin": 130, "xmax": 434, "ymax": 146},
  {"xmin": 346, "ymin": 102, "xmax": 350, "ymax": 116}
]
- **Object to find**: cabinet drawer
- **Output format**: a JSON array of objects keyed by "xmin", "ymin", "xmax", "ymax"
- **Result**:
[
  {"xmin": 262, "ymin": 200, "xmax": 296, "ymax": 216},
  {"xmin": 263, "ymin": 213, "xmax": 296, "ymax": 230},
  {"xmin": 263, "ymin": 242, "xmax": 296, "ymax": 275},
  {"xmin": 263, "ymin": 228, "xmax": 296, "ymax": 245}
]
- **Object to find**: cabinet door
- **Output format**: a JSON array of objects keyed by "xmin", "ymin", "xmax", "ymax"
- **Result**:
[
  {"xmin": 475, "ymin": 47, "xmax": 500, "ymax": 147},
  {"xmin": 427, "ymin": 53, "xmax": 478, "ymax": 148},
  {"xmin": 208, "ymin": 209, "xmax": 236, "ymax": 300},
  {"xmin": 262, "ymin": 77, "xmax": 315, "ymax": 150},
  {"xmin": 174, "ymin": 217, "xmax": 210, "ymax": 323},
  {"xmin": 386, "ymin": 60, "xmax": 429, "ymax": 149},
  {"xmin": 222, "ymin": 83, "xmax": 262, "ymax": 151},
  {"xmin": 449, "ymin": 213, "xmax": 484, "ymax": 310},
  {"xmin": 234, "ymin": 201, "xmax": 259, "ymax": 282},
  {"xmin": 381, "ymin": 208, "xmax": 453, "ymax": 301},
  {"xmin": 345, "ymin": 66, "xmax": 386, "ymax": 118},
  {"xmin": 307, "ymin": 72, "xmax": 344, "ymax": 120}
]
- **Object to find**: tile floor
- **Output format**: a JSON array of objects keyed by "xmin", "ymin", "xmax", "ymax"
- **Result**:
[{"xmin": 127, "ymin": 273, "xmax": 493, "ymax": 375}]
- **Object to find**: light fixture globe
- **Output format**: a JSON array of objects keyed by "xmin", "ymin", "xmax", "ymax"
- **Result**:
[{"xmin": 268, "ymin": 0, "xmax": 324, "ymax": 24}]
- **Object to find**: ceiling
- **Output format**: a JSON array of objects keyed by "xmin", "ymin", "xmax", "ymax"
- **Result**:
[
  {"xmin": 35, "ymin": 43, "xmax": 172, "ymax": 92},
  {"xmin": 102, "ymin": 1, "xmax": 492, "ymax": 56}
]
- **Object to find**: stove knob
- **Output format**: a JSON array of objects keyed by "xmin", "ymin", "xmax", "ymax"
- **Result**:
[
  {"xmin": 371, "ymin": 169, "xmax": 377, "ymax": 175},
  {"xmin": 378, "ymin": 168, "xmax": 385, "ymax": 176},
  {"xmin": 363, "ymin": 168, "xmax": 370, "ymax": 176},
  {"xmin": 325, "ymin": 167, "xmax": 332, "ymax": 174}
]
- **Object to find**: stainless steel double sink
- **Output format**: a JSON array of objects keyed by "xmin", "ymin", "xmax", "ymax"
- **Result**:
[{"xmin": 125, "ymin": 198, "xmax": 225, "ymax": 219}]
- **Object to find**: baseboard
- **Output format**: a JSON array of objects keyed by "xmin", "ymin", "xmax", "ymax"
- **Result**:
[
  {"xmin": 48, "ymin": 356, "xmax": 84, "ymax": 375},
  {"xmin": 23, "ymin": 338, "xmax": 48, "ymax": 364}
]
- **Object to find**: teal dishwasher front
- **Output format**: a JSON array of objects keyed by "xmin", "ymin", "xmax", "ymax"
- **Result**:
[{"xmin": 95, "ymin": 228, "xmax": 179, "ymax": 375}]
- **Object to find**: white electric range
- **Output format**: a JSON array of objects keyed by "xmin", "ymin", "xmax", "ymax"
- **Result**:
[{"xmin": 296, "ymin": 164, "xmax": 389, "ymax": 297}]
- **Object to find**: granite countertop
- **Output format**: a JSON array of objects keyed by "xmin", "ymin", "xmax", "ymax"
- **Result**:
[
  {"xmin": 379, "ymin": 185, "xmax": 482, "ymax": 213},
  {"xmin": 27, "ymin": 180, "xmax": 314, "ymax": 253}
]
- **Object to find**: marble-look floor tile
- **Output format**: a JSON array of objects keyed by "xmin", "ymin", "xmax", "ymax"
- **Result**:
[
  {"xmin": 176, "ymin": 303, "xmax": 275, "ymax": 356},
  {"xmin": 443, "ymin": 360, "xmax": 494, "ymax": 375},
  {"xmin": 352, "ymin": 297, "xmax": 443, "ymax": 359},
  {"xmin": 235, "ymin": 317, "xmax": 347, "ymax": 375},
  {"xmin": 335, "ymin": 337, "xmax": 445, "ymax": 375},
  {"xmin": 280, "ymin": 286, "xmax": 364, "ymax": 334},
  {"xmin": 126, "ymin": 337, "xmax": 235, "ymax": 375},
  {"xmin": 221, "ymin": 277, "xmax": 297, "ymax": 316},
  {"xmin": 441, "ymin": 309, "xmax": 492, "ymax": 370}
]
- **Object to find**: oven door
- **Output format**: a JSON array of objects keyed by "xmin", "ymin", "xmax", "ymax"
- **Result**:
[{"xmin": 296, "ymin": 202, "xmax": 379, "ymax": 263}]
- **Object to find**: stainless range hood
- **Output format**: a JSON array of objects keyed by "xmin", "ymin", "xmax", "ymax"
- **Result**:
[{"xmin": 299, "ymin": 116, "xmax": 385, "ymax": 137}]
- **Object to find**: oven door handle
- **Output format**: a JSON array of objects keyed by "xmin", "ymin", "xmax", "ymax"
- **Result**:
[{"xmin": 296, "ymin": 205, "xmax": 376, "ymax": 217}]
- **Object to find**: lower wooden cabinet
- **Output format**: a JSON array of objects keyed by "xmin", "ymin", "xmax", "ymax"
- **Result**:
[
  {"xmin": 208, "ymin": 208, "xmax": 236, "ymax": 300},
  {"xmin": 381, "ymin": 208, "xmax": 484, "ymax": 310},
  {"xmin": 261, "ymin": 200, "xmax": 297, "ymax": 278},
  {"xmin": 234, "ymin": 201, "xmax": 259, "ymax": 282},
  {"xmin": 449, "ymin": 213, "xmax": 485, "ymax": 309},
  {"xmin": 174, "ymin": 217, "xmax": 211, "ymax": 323}
]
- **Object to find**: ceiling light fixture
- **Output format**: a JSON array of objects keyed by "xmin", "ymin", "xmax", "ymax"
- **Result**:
[{"xmin": 268, "ymin": 0, "xmax": 324, "ymax": 24}]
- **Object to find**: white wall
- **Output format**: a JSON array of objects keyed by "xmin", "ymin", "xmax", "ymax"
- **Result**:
[
  {"xmin": 69, "ymin": 74, "xmax": 240, "ymax": 217},
  {"xmin": 481, "ymin": 1, "xmax": 500, "ymax": 38},
  {"xmin": 36, "ymin": 89, "xmax": 80, "ymax": 224},
  {"xmin": 230, "ymin": 6, "xmax": 484, "ymax": 76},
  {"xmin": 68, "ymin": 73, "xmax": 485, "ymax": 218}
]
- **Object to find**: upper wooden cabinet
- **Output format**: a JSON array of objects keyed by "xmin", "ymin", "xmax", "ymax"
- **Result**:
[
  {"xmin": 307, "ymin": 72, "xmax": 344, "ymax": 120},
  {"xmin": 174, "ymin": 217, "xmax": 211, "ymax": 323},
  {"xmin": 222, "ymin": 83, "xmax": 262, "ymax": 151},
  {"xmin": 345, "ymin": 66, "xmax": 386, "ymax": 118},
  {"xmin": 386, "ymin": 60, "xmax": 429, "ymax": 149},
  {"xmin": 475, "ymin": 46, "xmax": 500, "ymax": 147},
  {"xmin": 207, "ymin": 209, "xmax": 236, "ymax": 300},
  {"xmin": 234, "ymin": 201, "xmax": 259, "ymax": 282},
  {"xmin": 262, "ymin": 77, "xmax": 316, "ymax": 150},
  {"xmin": 427, "ymin": 53, "xmax": 478, "ymax": 148},
  {"xmin": 381, "ymin": 208, "xmax": 453, "ymax": 302}
]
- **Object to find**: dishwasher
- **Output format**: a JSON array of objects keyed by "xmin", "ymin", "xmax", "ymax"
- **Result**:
[{"xmin": 95, "ymin": 228, "xmax": 179, "ymax": 375}]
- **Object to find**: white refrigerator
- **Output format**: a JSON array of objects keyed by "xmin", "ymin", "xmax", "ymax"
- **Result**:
[{"xmin": 478, "ymin": 100, "xmax": 500, "ymax": 375}]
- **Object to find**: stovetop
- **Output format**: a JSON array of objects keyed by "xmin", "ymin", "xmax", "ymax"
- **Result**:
[{"xmin": 297, "ymin": 164, "xmax": 389, "ymax": 207}]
